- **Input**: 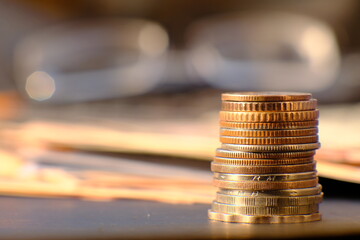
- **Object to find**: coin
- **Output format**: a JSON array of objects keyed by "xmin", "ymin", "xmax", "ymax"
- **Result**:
[
  {"xmin": 210, "ymin": 92, "xmax": 322, "ymax": 224},
  {"xmin": 215, "ymin": 193, "xmax": 323, "ymax": 206},
  {"xmin": 220, "ymin": 128, "xmax": 318, "ymax": 137},
  {"xmin": 220, "ymin": 110, "xmax": 319, "ymax": 122},
  {"xmin": 219, "ymin": 185, "xmax": 322, "ymax": 197},
  {"xmin": 211, "ymin": 162, "xmax": 316, "ymax": 174},
  {"xmin": 216, "ymin": 148, "xmax": 316, "ymax": 159},
  {"xmin": 213, "ymin": 157, "xmax": 314, "ymax": 166},
  {"xmin": 211, "ymin": 202, "xmax": 319, "ymax": 215},
  {"xmin": 221, "ymin": 143, "xmax": 320, "ymax": 152},
  {"xmin": 208, "ymin": 210, "xmax": 321, "ymax": 223},
  {"xmin": 219, "ymin": 120, "xmax": 319, "ymax": 129},
  {"xmin": 221, "ymin": 92, "xmax": 312, "ymax": 102},
  {"xmin": 213, "ymin": 172, "xmax": 317, "ymax": 181},
  {"xmin": 220, "ymin": 135, "xmax": 318, "ymax": 145},
  {"xmin": 221, "ymin": 99, "xmax": 317, "ymax": 112},
  {"xmin": 213, "ymin": 178, "xmax": 318, "ymax": 190}
]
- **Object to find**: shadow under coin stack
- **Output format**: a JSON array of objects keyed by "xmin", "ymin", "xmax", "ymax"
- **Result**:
[{"xmin": 208, "ymin": 92, "xmax": 323, "ymax": 224}]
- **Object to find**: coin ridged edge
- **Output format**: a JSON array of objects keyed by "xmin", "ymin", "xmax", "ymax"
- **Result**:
[
  {"xmin": 219, "ymin": 185, "xmax": 322, "ymax": 197},
  {"xmin": 216, "ymin": 149, "xmax": 316, "ymax": 159},
  {"xmin": 212, "ymin": 178, "xmax": 318, "ymax": 190},
  {"xmin": 222, "ymin": 99, "xmax": 317, "ymax": 112},
  {"xmin": 215, "ymin": 193, "xmax": 323, "ymax": 206},
  {"xmin": 221, "ymin": 143, "xmax": 320, "ymax": 152},
  {"xmin": 220, "ymin": 128, "xmax": 318, "ymax": 137},
  {"xmin": 220, "ymin": 120, "xmax": 319, "ymax": 129},
  {"xmin": 208, "ymin": 210, "xmax": 321, "ymax": 223},
  {"xmin": 221, "ymin": 92, "xmax": 312, "ymax": 102},
  {"xmin": 220, "ymin": 135, "xmax": 318, "ymax": 145},
  {"xmin": 211, "ymin": 202, "xmax": 319, "ymax": 215},
  {"xmin": 220, "ymin": 110, "xmax": 319, "ymax": 122},
  {"xmin": 211, "ymin": 162, "xmax": 316, "ymax": 174},
  {"xmin": 213, "ymin": 157, "xmax": 314, "ymax": 166},
  {"xmin": 213, "ymin": 171, "xmax": 317, "ymax": 181}
]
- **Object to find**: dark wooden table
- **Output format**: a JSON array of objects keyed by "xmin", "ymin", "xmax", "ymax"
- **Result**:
[{"xmin": 0, "ymin": 196, "xmax": 359, "ymax": 239}]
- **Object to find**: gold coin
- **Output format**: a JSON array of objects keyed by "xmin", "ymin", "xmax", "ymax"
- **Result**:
[
  {"xmin": 213, "ymin": 172, "xmax": 317, "ymax": 181},
  {"xmin": 220, "ymin": 135, "xmax": 318, "ymax": 145},
  {"xmin": 212, "ymin": 178, "xmax": 318, "ymax": 190},
  {"xmin": 221, "ymin": 143, "xmax": 320, "ymax": 152},
  {"xmin": 221, "ymin": 92, "xmax": 312, "ymax": 102},
  {"xmin": 220, "ymin": 120, "xmax": 319, "ymax": 129},
  {"xmin": 216, "ymin": 148, "xmax": 316, "ymax": 159},
  {"xmin": 213, "ymin": 157, "xmax": 314, "ymax": 165},
  {"xmin": 220, "ymin": 110, "xmax": 319, "ymax": 122},
  {"xmin": 208, "ymin": 210, "xmax": 321, "ymax": 223},
  {"xmin": 220, "ymin": 128, "xmax": 318, "ymax": 137},
  {"xmin": 211, "ymin": 162, "xmax": 316, "ymax": 174},
  {"xmin": 215, "ymin": 193, "xmax": 323, "ymax": 206},
  {"xmin": 222, "ymin": 99, "xmax": 317, "ymax": 112},
  {"xmin": 211, "ymin": 202, "xmax": 319, "ymax": 215},
  {"xmin": 219, "ymin": 185, "xmax": 322, "ymax": 197}
]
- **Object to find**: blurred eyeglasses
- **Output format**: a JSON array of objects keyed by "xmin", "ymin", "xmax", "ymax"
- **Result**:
[
  {"xmin": 14, "ymin": 19, "xmax": 169, "ymax": 103},
  {"xmin": 14, "ymin": 12, "xmax": 342, "ymax": 103},
  {"xmin": 186, "ymin": 11, "xmax": 341, "ymax": 93}
]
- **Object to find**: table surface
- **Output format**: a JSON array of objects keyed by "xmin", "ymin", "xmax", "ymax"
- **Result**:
[{"xmin": 0, "ymin": 196, "xmax": 359, "ymax": 240}]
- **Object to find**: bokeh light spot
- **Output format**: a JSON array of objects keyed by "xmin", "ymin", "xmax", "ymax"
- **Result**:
[
  {"xmin": 138, "ymin": 24, "xmax": 168, "ymax": 57},
  {"xmin": 25, "ymin": 71, "xmax": 56, "ymax": 101}
]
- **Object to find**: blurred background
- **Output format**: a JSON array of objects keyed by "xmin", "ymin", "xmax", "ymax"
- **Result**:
[
  {"xmin": 0, "ymin": 0, "xmax": 359, "ymax": 218},
  {"xmin": 1, "ymin": 0, "xmax": 360, "ymax": 103}
]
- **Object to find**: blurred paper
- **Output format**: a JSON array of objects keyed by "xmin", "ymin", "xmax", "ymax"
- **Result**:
[
  {"xmin": 2, "ymin": 102, "xmax": 360, "ymax": 185},
  {"xmin": 0, "ymin": 149, "xmax": 214, "ymax": 204},
  {"xmin": 4, "ymin": 120, "xmax": 218, "ymax": 160}
]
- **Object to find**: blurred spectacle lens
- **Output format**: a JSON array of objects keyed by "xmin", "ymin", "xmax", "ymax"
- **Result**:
[
  {"xmin": 14, "ymin": 19, "xmax": 169, "ymax": 103},
  {"xmin": 186, "ymin": 11, "xmax": 341, "ymax": 93}
]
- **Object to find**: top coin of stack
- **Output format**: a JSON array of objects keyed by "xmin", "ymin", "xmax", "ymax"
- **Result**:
[{"xmin": 208, "ymin": 92, "xmax": 323, "ymax": 224}]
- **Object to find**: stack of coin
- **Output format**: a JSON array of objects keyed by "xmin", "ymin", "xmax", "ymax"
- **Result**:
[{"xmin": 208, "ymin": 92, "xmax": 323, "ymax": 224}]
